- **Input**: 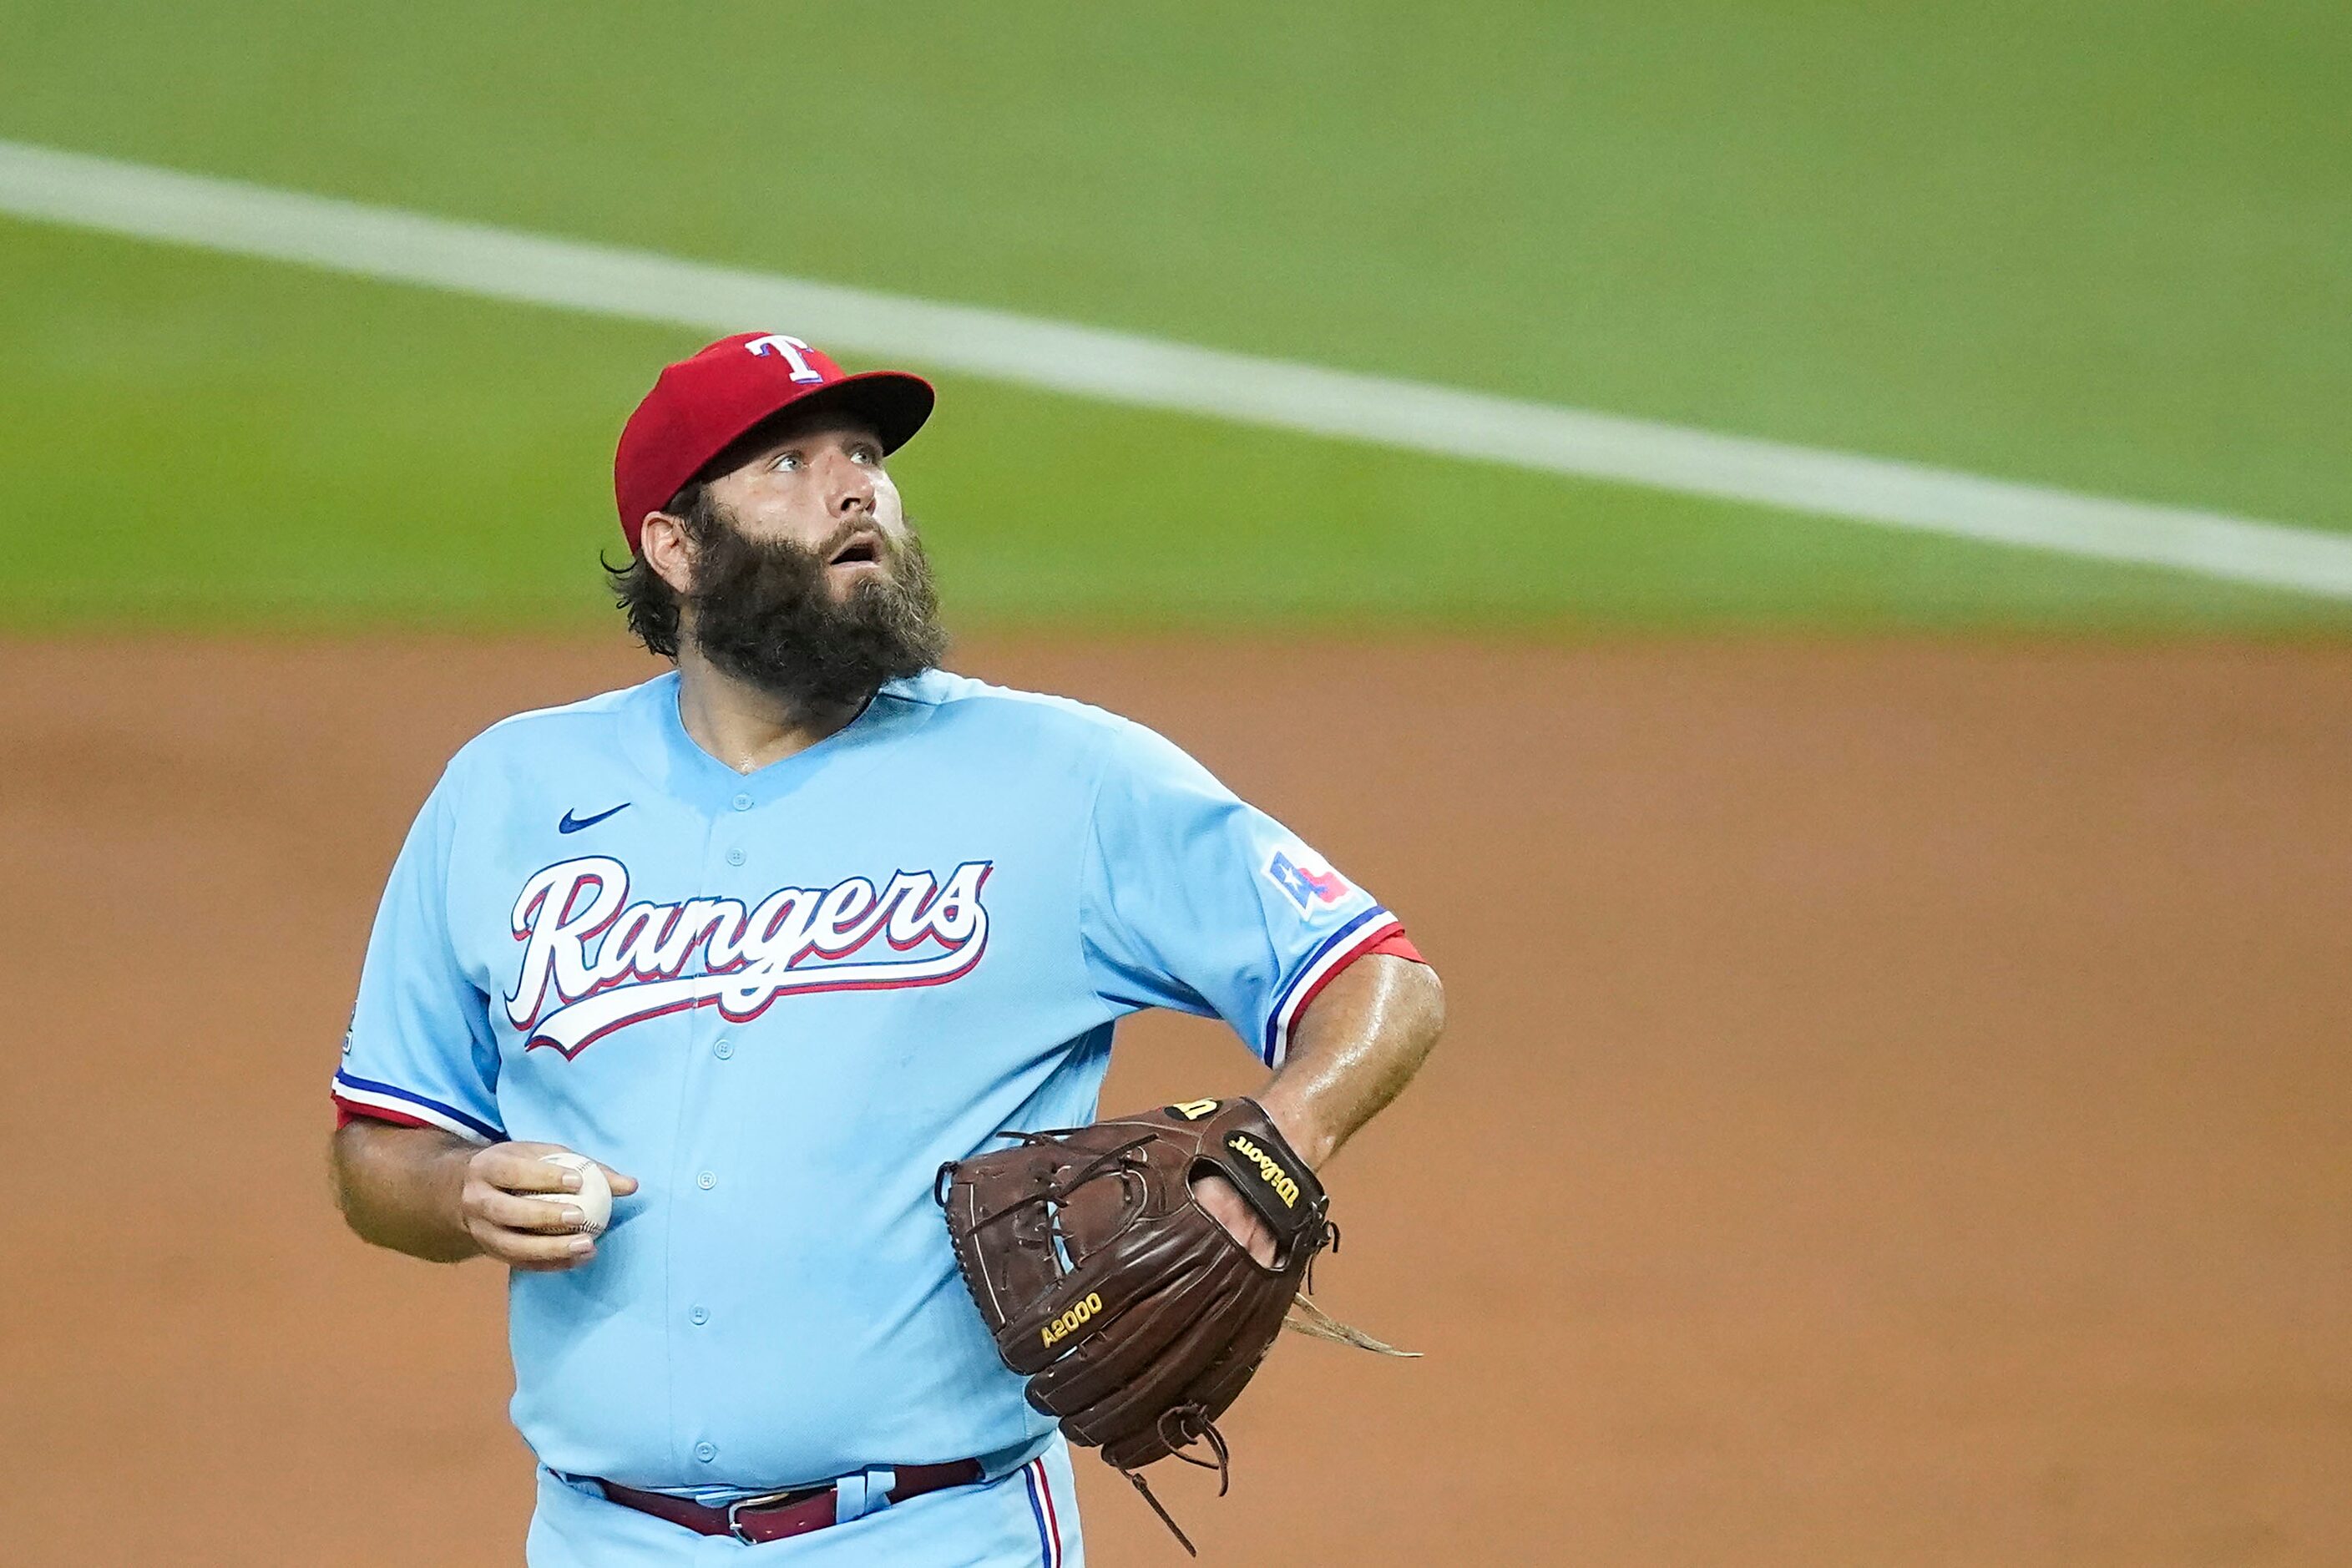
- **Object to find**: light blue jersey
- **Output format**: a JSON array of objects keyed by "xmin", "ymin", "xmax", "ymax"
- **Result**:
[{"xmin": 334, "ymin": 669, "xmax": 1403, "ymax": 1562}]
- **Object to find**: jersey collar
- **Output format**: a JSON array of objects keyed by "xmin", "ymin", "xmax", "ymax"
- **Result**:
[{"xmin": 621, "ymin": 670, "xmax": 926, "ymax": 813}]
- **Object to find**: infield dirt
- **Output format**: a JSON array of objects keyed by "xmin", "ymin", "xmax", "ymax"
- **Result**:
[{"xmin": 3, "ymin": 635, "xmax": 2346, "ymax": 1565}]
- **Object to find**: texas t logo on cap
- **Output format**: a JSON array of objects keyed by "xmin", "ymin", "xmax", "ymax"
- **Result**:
[{"xmin": 743, "ymin": 335, "xmax": 826, "ymax": 382}]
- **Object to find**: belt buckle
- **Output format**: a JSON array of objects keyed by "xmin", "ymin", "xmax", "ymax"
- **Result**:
[{"xmin": 724, "ymin": 1486, "xmax": 824, "ymax": 1545}]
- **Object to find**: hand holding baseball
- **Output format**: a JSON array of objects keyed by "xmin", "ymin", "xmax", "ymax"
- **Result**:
[{"xmin": 456, "ymin": 1141, "xmax": 638, "ymax": 1272}]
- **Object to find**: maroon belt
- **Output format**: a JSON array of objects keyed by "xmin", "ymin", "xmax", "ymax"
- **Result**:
[{"xmin": 597, "ymin": 1459, "xmax": 984, "ymax": 1545}]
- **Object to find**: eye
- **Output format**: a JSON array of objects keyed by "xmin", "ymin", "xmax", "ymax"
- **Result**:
[
  {"xmin": 851, "ymin": 444, "xmax": 882, "ymax": 465},
  {"xmin": 771, "ymin": 451, "xmax": 804, "ymax": 473}
]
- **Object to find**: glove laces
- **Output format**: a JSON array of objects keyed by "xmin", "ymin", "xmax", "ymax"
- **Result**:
[
  {"xmin": 934, "ymin": 1130, "xmax": 1158, "ymax": 1237},
  {"xmin": 1120, "ymin": 1402, "xmax": 1230, "ymax": 1557}
]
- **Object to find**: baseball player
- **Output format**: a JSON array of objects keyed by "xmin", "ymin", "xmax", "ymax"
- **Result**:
[{"xmin": 327, "ymin": 332, "xmax": 1446, "ymax": 1565}]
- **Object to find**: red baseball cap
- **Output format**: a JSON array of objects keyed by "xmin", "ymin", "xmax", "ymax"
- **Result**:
[{"xmin": 613, "ymin": 332, "xmax": 934, "ymax": 554}]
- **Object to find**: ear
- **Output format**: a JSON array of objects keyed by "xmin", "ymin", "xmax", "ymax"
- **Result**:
[{"xmin": 639, "ymin": 510, "xmax": 697, "ymax": 595}]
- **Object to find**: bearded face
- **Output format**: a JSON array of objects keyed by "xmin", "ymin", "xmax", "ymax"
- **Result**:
[{"xmin": 680, "ymin": 497, "xmax": 948, "ymax": 714}]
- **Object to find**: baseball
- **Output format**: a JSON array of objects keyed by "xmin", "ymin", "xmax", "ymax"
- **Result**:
[{"xmin": 539, "ymin": 1151, "xmax": 612, "ymax": 1237}]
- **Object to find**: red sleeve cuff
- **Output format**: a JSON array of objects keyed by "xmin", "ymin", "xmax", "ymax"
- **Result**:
[
  {"xmin": 334, "ymin": 1100, "xmax": 438, "ymax": 1133},
  {"xmin": 1361, "ymin": 928, "xmax": 1425, "ymax": 964}
]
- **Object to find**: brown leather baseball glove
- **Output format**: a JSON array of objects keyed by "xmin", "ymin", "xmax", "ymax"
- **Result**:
[{"xmin": 938, "ymin": 1097, "xmax": 1338, "ymax": 1551}]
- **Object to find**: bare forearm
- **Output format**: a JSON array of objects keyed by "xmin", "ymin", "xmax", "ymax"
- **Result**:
[
  {"xmin": 330, "ymin": 1121, "xmax": 481, "ymax": 1262},
  {"xmin": 1256, "ymin": 954, "xmax": 1445, "ymax": 1168},
  {"xmin": 331, "ymin": 1121, "xmax": 638, "ymax": 1270}
]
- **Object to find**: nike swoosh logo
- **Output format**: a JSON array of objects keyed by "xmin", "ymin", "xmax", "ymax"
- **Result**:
[{"xmin": 558, "ymin": 802, "xmax": 632, "ymax": 834}]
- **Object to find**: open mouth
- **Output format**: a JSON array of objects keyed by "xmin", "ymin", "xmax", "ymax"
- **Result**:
[{"xmin": 828, "ymin": 534, "xmax": 884, "ymax": 568}]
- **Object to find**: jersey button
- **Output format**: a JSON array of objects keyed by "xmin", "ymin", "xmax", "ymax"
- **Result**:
[
  {"xmin": 726, "ymin": 848, "xmax": 746, "ymax": 867},
  {"xmin": 713, "ymin": 1039, "xmax": 734, "ymax": 1060},
  {"xmin": 731, "ymin": 793, "xmax": 753, "ymax": 812},
  {"xmin": 694, "ymin": 1442, "xmax": 717, "ymax": 1464},
  {"xmin": 696, "ymin": 1171, "xmax": 716, "ymax": 1190},
  {"xmin": 689, "ymin": 1306, "xmax": 709, "ymax": 1326}
]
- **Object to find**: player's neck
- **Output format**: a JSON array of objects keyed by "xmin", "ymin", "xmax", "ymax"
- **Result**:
[{"xmin": 672, "ymin": 648, "xmax": 870, "ymax": 775}]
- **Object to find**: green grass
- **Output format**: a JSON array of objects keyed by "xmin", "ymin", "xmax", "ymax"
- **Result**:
[{"xmin": 3, "ymin": 0, "xmax": 2349, "ymax": 633}]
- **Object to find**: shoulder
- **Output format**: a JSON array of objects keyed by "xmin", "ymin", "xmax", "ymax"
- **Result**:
[
  {"xmin": 443, "ymin": 674, "xmax": 669, "ymax": 782},
  {"xmin": 876, "ymin": 669, "xmax": 1164, "ymax": 757},
  {"xmin": 882, "ymin": 670, "xmax": 1225, "ymax": 802}
]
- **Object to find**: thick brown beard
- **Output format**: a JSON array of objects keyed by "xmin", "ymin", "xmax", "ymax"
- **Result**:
[{"xmin": 684, "ymin": 509, "xmax": 948, "ymax": 715}]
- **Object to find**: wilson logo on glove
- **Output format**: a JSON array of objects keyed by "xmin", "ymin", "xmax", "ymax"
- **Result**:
[{"xmin": 1226, "ymin": 1133, "xmax": 1300, "ymax": 1207}]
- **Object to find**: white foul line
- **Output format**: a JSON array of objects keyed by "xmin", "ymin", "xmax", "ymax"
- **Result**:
[{"xmin": 4, "ymin": 137, "xmax": 2349, "ymax": 603}]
